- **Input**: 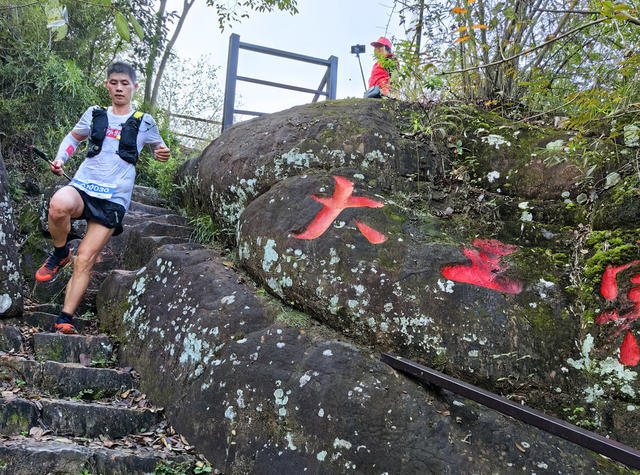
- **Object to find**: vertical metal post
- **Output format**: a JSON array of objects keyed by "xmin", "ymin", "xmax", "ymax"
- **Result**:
[
  {"xmin": 222, "ymin": 33, "xmax": 240, "ymax": 131},
  {"xmin": 327, "ymin": 55, "xmax": 338, "ymax": 100}
]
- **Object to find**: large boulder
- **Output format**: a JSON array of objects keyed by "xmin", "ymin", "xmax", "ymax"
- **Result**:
[
  {"xmin": 180, "ymin": 99, "xmax": 445, "ymax": 231},
  {"xmin": 0, "ymin": 145, "xmax": 23, "ymax": 317},
  {"xmin": 177, "ymin": 99, "xmax": 640, "ymax": 448},
  {"xmin": 235, "ymin": 173, "xmax": 576, "ymax": 391},
  {"xmin": 97, "ymin": 244, "xmax": 617, "ymax": 473}
]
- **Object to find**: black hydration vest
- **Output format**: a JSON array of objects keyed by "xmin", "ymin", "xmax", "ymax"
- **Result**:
[{"xmin": 86, "ymin": 107, "xmax": 144, "ymax": 165}]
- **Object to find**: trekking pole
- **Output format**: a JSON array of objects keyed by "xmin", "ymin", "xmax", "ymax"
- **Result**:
[
  {"xmin": 28, "ymin": 145, "xmax": 71, "ymax": 181},
  {"xmin": 351, "ymin": 44, "xmax": 367, "ymax": 91}
]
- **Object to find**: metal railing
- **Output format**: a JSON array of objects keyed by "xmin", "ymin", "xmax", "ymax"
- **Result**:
[
  {"xmin": 167, "ymin": 113, "xmax": 221, "ymax": 144},
  {"xmin": 222, "ymin": 33, "xmax": 338, "ymax": 131}
]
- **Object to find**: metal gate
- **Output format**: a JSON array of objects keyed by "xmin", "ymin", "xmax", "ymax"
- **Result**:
[{"xmin": 222, "ymin": 33, "xmax": 338, "ymax": 131}]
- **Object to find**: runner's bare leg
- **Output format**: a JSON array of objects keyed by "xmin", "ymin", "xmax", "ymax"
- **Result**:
[
  {"xmin": 48, "ymin": 186, "xmax": 84, "ymax": 247},
  {"xmin": 62, "ymin": 221, "xmax": 114, "ymax": 314}
]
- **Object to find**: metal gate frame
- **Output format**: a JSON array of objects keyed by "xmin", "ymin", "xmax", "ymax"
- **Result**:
[{"xmin": 222, "ymin": 33, "xmax": 338, "ymax": 131}]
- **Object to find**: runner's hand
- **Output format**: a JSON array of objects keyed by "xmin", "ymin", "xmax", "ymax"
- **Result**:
[
  {"xmin": 154, "ymin": 145, "xmax": 170, "ymax": 162},
  {"xmin": 50, "ymin": 160, "xmax": 65, "ymax": 176}
]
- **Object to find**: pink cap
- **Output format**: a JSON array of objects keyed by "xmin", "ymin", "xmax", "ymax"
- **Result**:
[{"xmin": 371, "ymin": 37, "xmax": 392, "ymax": 49}]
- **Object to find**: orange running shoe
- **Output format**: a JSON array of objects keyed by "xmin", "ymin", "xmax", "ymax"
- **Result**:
[
  {"xmin": 35, "ymin": 250, "xmax": 71, "ymax": 282},
  {"xmin": 54, "ymin": 318, "xmax": 78, "ymax": 334}
]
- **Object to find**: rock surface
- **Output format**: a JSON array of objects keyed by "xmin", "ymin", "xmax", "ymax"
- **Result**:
[
  {"xmin": 0, "ymin": 145, "xmax": 23, "ymax": 317},
  {"xmin": 177, "ymin": 99, "xmax": 640, "ymax": 449},
  {"xmin": 236, "ymin": 173, "xmax": 576, "ymax": 390},
  {"xmin": 97, "ymin": 244, "xmax": 622, "ymax": 473}
]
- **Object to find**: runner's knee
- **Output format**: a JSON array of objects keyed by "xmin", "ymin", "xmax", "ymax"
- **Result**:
[{"xmin": 49, "ymin": 191, "xmax": 80, "ymax": 219}]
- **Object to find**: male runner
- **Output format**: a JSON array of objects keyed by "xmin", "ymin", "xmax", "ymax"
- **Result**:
[{"xmin": 36, "ymin": 61, "xmax": 170, "ymax": 334}]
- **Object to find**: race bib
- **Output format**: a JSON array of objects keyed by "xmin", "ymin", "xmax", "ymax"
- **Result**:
[{"xmin": 71, "ymin": 179, "xmax": 115, "ymax": 199}]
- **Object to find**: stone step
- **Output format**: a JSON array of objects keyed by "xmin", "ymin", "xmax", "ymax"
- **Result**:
[
  {"xmin": 0, "ymin": 326, "xmax": 22, "ymax": 353},
  {"xmin": 0, "ymin": 438, "xmax": 192, "ymax": 475},
  {"xmin": 4, "ymin": 311, "xmax": 93, "ymax": 334},
  {"xmin": 23, "ymin": 304, "xmax": 59, "ymax": 315},
  {"xmin": 130, "ymin": 222, "xmax": 192, "ymax": 239},
  {"xmin": 124, "ymin": 212, "xmax": 189, "ymax": 227},
  {"xmin": 128, "ymin": 201, "xmax": 175, "ymax": 216},
  {"xmin": 0, "ymin": 397, "xmax": 161, "ymax": 439},
  {"xmin": 124, "ymin": 235, "xmax": 192, "ymax": 270},
  {"xmin": 40, "ymin": 398, "xmax": 161, "ymax": 439},
  {"xmin": 32, "ymin": 333, "xmax": 113, "ymax": 365},
  {"xmin": 0, "ymin": 355, "xmax": 136, "ymax": 398}
]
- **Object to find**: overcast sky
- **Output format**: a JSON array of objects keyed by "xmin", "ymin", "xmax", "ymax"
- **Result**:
[{"xmin": 166, "ymin": 0, "xmax": 406, "ymax": 122}]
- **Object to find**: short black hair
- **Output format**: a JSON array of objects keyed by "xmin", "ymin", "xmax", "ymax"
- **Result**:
[
  {"xmin": 385, "ymin": 45, "xmax": 392, "ymax": 54},
  {"xmin": 107, "ymin": 61, "xmax": 136, "ymax": 83}
]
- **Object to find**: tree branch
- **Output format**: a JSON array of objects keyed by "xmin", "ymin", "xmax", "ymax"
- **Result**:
[{"xmin": 440, "ymin": 17, "xmax": 607, "ymax": 76}]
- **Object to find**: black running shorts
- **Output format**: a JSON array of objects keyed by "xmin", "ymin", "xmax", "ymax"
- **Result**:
[{"xmin": 74, "ymin": 188, "xmax": 126, "ymax": 236}]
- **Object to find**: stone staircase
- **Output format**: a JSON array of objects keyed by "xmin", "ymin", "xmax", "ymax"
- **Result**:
[
  {"xmin": 0, "ymin": 199, "xmax": 211, "ymax": 474},
  {"xmin": 0, "ymin": 307, "xmax": 203, "ymax": 474}
]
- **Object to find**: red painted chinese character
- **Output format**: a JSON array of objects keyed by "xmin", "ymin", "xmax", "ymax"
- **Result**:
[
  {"xmin": 441, "ymin": 239, "xmax": 523, "ymax": 294},
  {"xmin": 293, "ymin": 176, "xmax": 386, "ymax": 244},
  {"xmin": 596, "ymin": 261, "xmax": 640, "ymax": 366}
]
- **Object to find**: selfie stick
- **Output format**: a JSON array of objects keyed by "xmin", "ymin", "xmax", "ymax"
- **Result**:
[{"xmin": 351, "ymin": 44, "xmax": 367, "ymax": 91}]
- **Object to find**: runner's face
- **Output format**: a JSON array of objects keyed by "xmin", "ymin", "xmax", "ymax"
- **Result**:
[
  {"xmin": 374, "ymin": 45, "xmax": 386, "ymax": 59},
  {"xmin": 105, "ymin": 73, "xmax": 138, "ymax": 106}
]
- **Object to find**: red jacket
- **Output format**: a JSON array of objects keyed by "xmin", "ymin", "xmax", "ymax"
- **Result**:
[{"xmin": 368, "ymin": 54, "xmax": 396, "ymax": 95}]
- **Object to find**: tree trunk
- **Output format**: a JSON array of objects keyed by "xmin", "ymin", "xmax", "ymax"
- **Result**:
[
  {"xmin": 149, "ymin": 0, "xmax": 195, "ymax": 113},
  {"xmin": 143, "ymin": 0, "xmax": 168, "ymax": 110}
]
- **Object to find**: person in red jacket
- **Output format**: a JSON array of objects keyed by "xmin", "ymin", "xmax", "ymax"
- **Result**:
[{"xmin": 365, "ymin": 37, "xmax": 397, "ymax": 98}]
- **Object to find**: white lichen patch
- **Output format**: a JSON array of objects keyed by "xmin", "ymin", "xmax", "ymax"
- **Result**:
[
  {"xmin": 299, "ymin": 373, "xmax": 311, "ymax": 387},
  {"xmin": 487, "ymin": 171, "xmax": 500, "ymax": 183},
  {"xmin": 333, "ymin": 438, "xmax": 352, "ymax": 450},
  {"xmin": 0, "ymin": 294, "xmax": 12, "ymax": 313},
  {"xmin": 224, "ymin": 406, "xmax": 236, "ymax": 420},
  {"xmin": 481, "ymin": 134, "xmax": 511, "ymax": 149},
  {"xmin": 436, "ymin": 279, "xmax": 455, "ymax": 293},
  {"xmin": 546, "ymin": 139, "xmax": 565, "ymax": 151},
  {"xmin": 262, "ymin": 239, "xmax": 278, "ymax": 272}
]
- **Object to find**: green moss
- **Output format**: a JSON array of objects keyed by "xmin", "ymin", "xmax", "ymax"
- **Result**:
[
  {"xmin": 577, "ymin": 230, "xmax": 640, "ymax": 324},
  {"xmin": 431, "ymin": 352, "xmax": 448, "ymax": 371},
  {"xmin": 40, "ymin": 338, "xmax": 64, "ymax": 362},
  {"xmin": 276, "ymin": 308, "xmax": 309, "ymax": 328}
]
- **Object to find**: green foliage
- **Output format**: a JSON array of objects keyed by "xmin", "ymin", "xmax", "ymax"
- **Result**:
[
  {"xmin": 135, "ymin": 122, "xmax": 185, "ymax": 201},
  {"xmin": 189, "ymin": 215, "xmax": 219, "ymax": 245},
  {"xmin": 393, "ymin": 0, "xmax": 640, "ymax": 135},
  {"xmin": 207, "ymin": 0, "xmax": 298, "ymax": 30},
  {"xmin": 153, "ymin": 459, "xmax": 200, "ymax": 475},
  {"xmin": 276, "ymin": 308, "xmax": 309, "ymax": 328}
]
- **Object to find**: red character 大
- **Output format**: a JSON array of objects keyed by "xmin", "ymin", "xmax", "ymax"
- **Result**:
[
  {"xmin": 596, "ymin": 261, "xmax": 640, "ymax": 366},
  {"xmin": 293, "ymin": 176, "xmax": 386, "ymax": 244},
  {"xmin": 441, "ymin": 238, "xmax": 523, "ymax": 294}
]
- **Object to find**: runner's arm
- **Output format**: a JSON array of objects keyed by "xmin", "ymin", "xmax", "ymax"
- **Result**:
[
  {"xmin": 142, "ymin": 114, "xmax": 170, "ymax": 162},
  {"xmin": 51, "ymin": 131, "xmax": 88, "ymax": 175},
  {"xmin": 50, "ymin": 106, "xmax": 95, "ymax": 175}
]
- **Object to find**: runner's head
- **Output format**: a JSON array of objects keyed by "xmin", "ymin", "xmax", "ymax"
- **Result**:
[
  {"xmin": 107, "ymin": 61, "xmax": 136, "ymax": 83},
  {"xmin": 105, "ymin": 61, "xmax": 138, "ymax": 107}
]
